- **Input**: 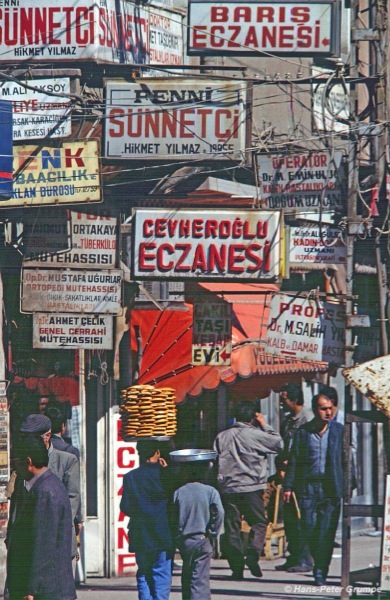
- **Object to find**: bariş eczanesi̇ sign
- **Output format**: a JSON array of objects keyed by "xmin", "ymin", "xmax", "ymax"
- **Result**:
[
  {"xmin": 132, "ymin": 208, "xmax": 281, "ymax": 281},
  {"xmin": 0, "ymin": 140, "xmax": 101, "ymax": 208},
  {"xmin": 105, "ymin": 79, "xmax": 248, "ymax": 159},
  {"xmin": 188, "ymin": 1, "xmax": 340, "ymax": 56}
]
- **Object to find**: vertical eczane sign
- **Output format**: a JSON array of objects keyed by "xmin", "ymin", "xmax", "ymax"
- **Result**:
[
  {"xmin": 105, "ymin": 79, "xmax": 248, "ymax": 159},
  {"xmin": 188, "ymin": 1, "xmax": 340, "ymax": 56},
  {"xmin": 114, "ymin": 414, "xmax": 138, "ymax": 576},
  {"xmin": 264, "ymin": 293, "xmax": 345, "ymax": 365}
]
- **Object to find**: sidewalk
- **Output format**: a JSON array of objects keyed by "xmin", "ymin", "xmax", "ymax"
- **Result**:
[{"xmin": 77, "ymin": 533, "xmax": 384, "ymax": 599}]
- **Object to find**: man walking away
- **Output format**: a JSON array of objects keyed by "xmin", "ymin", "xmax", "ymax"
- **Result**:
[
  {"xmin": 213, "ymin": 402, "xmax": 283, "ymax": 580},
  {"xmin": 120, "ymin": 440, "xmax": 173, "ymax": 600},
  {"xmin": 173, "ymin": 461, "xmax": 224, "ymax": 600},
  {"xmin": 283, "ymin": 393, "xmax": 343, "ymax": 587}
]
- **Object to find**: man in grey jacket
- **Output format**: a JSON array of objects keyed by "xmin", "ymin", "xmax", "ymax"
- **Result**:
[{"xmin": 213, "ymin": 402, "xmax": 283, "ymax": 580}]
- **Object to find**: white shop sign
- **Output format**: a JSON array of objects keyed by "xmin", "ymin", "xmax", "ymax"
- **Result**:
[
  {"xmin": 105, "ymin": 79, "xmax": 248, "ymax": 160},
  {"xmin": 264, "ymin": 293, "xmax": 345, "ymax": 364},
  {"xmin": 132, "ymin": 208, "xmax": 281, "ymax": 281},
  {"xmin": 0, "ymin": 78, "xmax": 72, "ymax": 140},
  {"xmin": 256, "ymin": 150, "xmax": 344, "ymax": 211},
  {"xmin": 24, "ymin": 212, "xmax": 118, "ymax": 268},
  {"xmin": 114, "ymin": 414, "xmax": 138, "ymax": 576},
  {"xmin": 192, "ymin": 302, "xmax": 232, "ymax": 366},
  {"xmin": 289, "ymin": 225, "xmax": 346, "ymax": 266},
  {"xmin": 21, "ymin": 268, "xmax": 123, "ymax": 314},
  {"xmin": 312, "ymin": 68, "xmax": 349, "ymax": 133},
  {"xmin": 33, "ymin": 313, "xmax": 113, "ymax": 349},
  {"xmin": 188, "ymin": 1, "xmax": 339, "ymax": 56}
]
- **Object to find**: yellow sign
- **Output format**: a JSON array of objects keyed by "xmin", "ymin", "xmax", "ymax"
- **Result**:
[{"xmin": 0, "ymin": 140, "xmax": 101, "ymax": 208}]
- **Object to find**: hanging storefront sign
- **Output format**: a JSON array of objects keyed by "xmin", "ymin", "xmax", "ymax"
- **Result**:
[
  {"xmin": 113, "ymin": 413, "xmax": 138, "ymax": 575},
  {"xmin": 21, "ymin": 268, "xmax": 123, "ymax": 314},
  {"xmin": 24, "ymin": 211, "xmax": 118, "ymax": 268},
  {"xmin": 192, "ymin": 302, "xmax": 232, "ymax": 366},
  {"xmin": 105, "ymin": 79, "xmax": 248, "ymax": 160},
  {"xmin": 0, "ymin": 78, "xmax": 72, "ymax": 140},
  {"xmin": 0, "ymin": 0, "xmax": 184, "ymax": 66},
  {"xmin": 264, "ymin": 293, "xmax": 345, "ymax": 364},
  {"xmin": 0, "ymin": 141, "xmax": 101, "ymax": 209},
  {"xmin": 256, "ymin": 150, "xmax": 344, "ymax": 211},
  {"xmin": 188, "ymin": 0, "xmax": 340, "ymax": 56},
  {"xmin": 289, "ymin": 224, "xmax": 346, "ymax": 266},
  {"xmin": 132, "ymin": 208, "xmax": 281, "ymax": 281},
  {"xmin": 33, "ymin": 313, "xmax": 114, "ymax": 349}
]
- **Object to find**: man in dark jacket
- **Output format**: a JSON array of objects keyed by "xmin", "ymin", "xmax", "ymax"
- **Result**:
[
  {"xmin": 6, "ymin": 435, "xmax": 76, "ymax": 600},
  {"xmin": 283, "ymin": 393, "xmax": 343, "ymax": 587},
  {"xmin": 213, "ymin": 402, "xmax": 283, "ymax": 580},
  {"xmin": 120, "ymin": 440, "xmax": 173, "ymax": 600}
]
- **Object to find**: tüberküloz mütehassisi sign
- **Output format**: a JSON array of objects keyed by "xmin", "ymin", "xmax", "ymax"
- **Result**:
[
  {"xmin": 132, "ymin": 208, "xmax": 281, "ymax": 281},
  {"xmin": 0, "ymin": 0, "xmax": 184, "ymax": 66},
  {"xmin": 256, "ymin": 150, "xmax": 344, "ymax": 211},
  {"xmin": 0, "ymin": 141, "xmax": 101, "ymax": 209},
  {"xmin": 0, "ymin": 78, "xmax": 72, "ymax": 140},
  {"xmin": 24, "ymin": 211, "xmax": 118, "ymax": 269},
  {"xmin": 188, "ymin": 1, "xmax": 340, "ymax": 56},
  {"xmin": 264, "ymin": 293, "xmax": 345, "ymax": 365},
  {"xmin": 104, "ymin": 79, "xmax": 248, "ymax": 160},
  {"xmin": 33, "ymin": 313, "xmax": 114, "ymax": 349},
  {"xmin": 21, "ymin": 268, "xmax": 123, "ymax": 314}
]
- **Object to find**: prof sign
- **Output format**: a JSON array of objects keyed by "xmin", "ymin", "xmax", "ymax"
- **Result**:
[
  {"xmin": 264, "ymin": 293, "xmax": 345, "ymax": 365},
  {"xmin": 192, "ymin": 302, "xmax": 232, "ymax": 366},
  {"xmin": 132, "ymin": 209, "xmax": 281, "ymax": 281},
  {"xmin": 188, "ymin": 1, "xmax": 340, "ymax": 56}
]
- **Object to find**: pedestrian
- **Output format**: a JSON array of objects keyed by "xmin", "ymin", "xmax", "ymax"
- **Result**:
[
  {"xmin": 6, "ymin": 435, "xmax": 76, "ymax": 600},
  {"xmin": 173, "ymin": 461, "xmax": 224, "ymax": 600},
  {"xmin": 16, "ymin": 414, "xmax": 81, "ymax": 564},
  {"xmin": 274, "ymin": 383, "xmax": 313, "ymax": 572},
  {"xmin": 46, "ymin": 406, "xmax": 80, "ymax": 459},
  {"xmin": 213, "ymin": 401, "xmax": 283, "ymax": 580},
  {"xmin": 120, "ymin": 440, "xmax": 173, "ymax": 600},
  {"xmin": 283, "ymin": 393, "xmax": 343, "ymax": 586}
]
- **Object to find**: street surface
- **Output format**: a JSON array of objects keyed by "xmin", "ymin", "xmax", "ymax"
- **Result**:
[{"xmin": 77, "ymin": 533, "xmax": 383, "ymax": 599}]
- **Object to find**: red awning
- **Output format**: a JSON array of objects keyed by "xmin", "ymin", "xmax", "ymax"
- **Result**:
[{"xmin": 130, "ymin": 284, "xmax": 327, "ymax": 403}]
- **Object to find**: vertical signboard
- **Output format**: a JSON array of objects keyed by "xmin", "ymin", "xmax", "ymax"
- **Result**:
[
  {"xmin": 264, "ymin": 293, "xmax": 345, "ymax": 365},
  {"xmin": 114, "ymin": 414, "xmax": 138, "ymax": 575},
  {"xmin": 381, "ymin": 474, "xmax": 390, "ymax": 592},
  {"xmin": 0, "ymin": 100, "xmax": 13, "ymax": 200},
  {"xmin": 192, "ymin": 302, "xmax": 232, "ymax": 365}
]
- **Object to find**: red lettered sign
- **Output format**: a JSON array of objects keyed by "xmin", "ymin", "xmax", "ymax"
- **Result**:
[{"xmin": 188, "ymin": 1, "xmax": 340, "ymax": 56}]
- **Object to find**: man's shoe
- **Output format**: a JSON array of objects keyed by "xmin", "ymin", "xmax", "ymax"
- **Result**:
[
  {"xmin": 275, "ymin": 560, "xmax": 294, "ymax": 571},
  {"xmin": 314, "ymin": 575, "xmax": 327, "ymax": 586},
  {"xmin": 231, "ymin": 572, "xmax": 244, "ymax": 581},
  {"xmin": 245, "ymin": 558, "xmax": 263, "ymax": 578},
  {"xmin": 287, "ymin": 563, "xmax": 313, "ymax": 573}
]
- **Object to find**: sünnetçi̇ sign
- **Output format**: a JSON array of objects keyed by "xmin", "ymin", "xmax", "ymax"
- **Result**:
[
  {"xmin": 105, "ymin": 79, "xmax": 248, "ymax": 160},
  {"xmin": 131, "ymin": 208, "xmax": 281, "ymax": 281},
  {"xmin": 0, "ymin": 140, "xmax": 101, "ymax": 209}
]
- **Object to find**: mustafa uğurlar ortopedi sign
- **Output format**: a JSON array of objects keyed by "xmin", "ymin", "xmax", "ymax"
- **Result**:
[{"xmin": 131, "ymin": 208, "xmax": 281, "ymax": 281}]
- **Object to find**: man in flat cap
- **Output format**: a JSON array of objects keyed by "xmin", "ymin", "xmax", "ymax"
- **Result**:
[{"xmin": 7, "ymin": 414, "xmax": 81, "ymax": 565}]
